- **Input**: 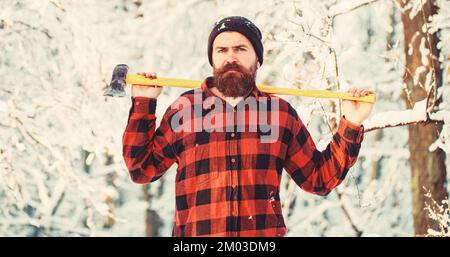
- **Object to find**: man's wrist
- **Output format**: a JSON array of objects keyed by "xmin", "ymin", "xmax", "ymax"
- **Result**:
[
  {"xmin": 342, "ymin": 115, "xmax": 362, "ymax": 126},
  {"xmin": 132, "ymin": 97, "xmax": 157, "ymax": 114},
  {"xmin": 339, "ymin": 116, "xmax": 364, "ymax": 143}
]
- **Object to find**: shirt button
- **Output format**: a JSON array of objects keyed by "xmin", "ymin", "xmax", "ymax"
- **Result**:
[
  {"xmin": 231, "ymin": 158, "xmax": 236, "ymax": 163},
  {"xmin": 231, "ymin": 133, "xmax": 235, "ymax": 138},
  {"xmin": 136, "ymin": 102, "xmax": 140, "ymax": 106}
]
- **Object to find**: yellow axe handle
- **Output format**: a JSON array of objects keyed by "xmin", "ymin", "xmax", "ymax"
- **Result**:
[{"xmin": 126, "ymin": 74, "xmax": 376, "ymax": 104}]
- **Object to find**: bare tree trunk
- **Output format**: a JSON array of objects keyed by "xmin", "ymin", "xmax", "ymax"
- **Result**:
[
  {"xmin": 143, "ymin": 184, "xmax": 162, "ymax": 237},
  {"xmin": 397, "ymin": 0, "xmax": 448, "ymax": 235}
]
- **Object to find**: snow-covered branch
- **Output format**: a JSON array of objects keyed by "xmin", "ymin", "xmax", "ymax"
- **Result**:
[
  {"xmin": 336, "ymin": 190, "xmax": 363, "ymax": 236},
  {"xmin": 329, "ymin": 0, "xmax": 381, "ymax": 18},
  {"xmin": 363, "ymin": 100, "xmax": 448, "ymax": 132},
  {"xmin": 364, "ymin": 111, "xmax": 450, "ymax": 132}
]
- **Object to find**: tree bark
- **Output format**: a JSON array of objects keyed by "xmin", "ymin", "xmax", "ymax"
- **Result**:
[{"xmin": 397, "ymin": 0, "xmax": 448, "ymax": 235}]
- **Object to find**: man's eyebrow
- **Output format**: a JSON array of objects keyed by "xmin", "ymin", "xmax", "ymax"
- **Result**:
[{"xmin": 215, "ymin": 45, "xmax": 248, "ymax": 49}]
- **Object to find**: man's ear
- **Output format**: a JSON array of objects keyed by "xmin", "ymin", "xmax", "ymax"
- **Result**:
[{"xmin": 257, "ymin": 61, "xmax": 261, "ymax": 69}]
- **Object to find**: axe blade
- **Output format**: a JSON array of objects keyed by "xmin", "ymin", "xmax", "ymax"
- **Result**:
[{"xmin": 103, "ymin": 64, "xmax": 129, "ymax": 97}]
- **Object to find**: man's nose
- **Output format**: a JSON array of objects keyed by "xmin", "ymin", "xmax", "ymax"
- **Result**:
[
  {"xmin": 224, "ymin": 51, "xmax": 238, "ymax": 64},
  {"xmin": 225, "ymin": 60, "xmax": 238, "ymax": 67}
]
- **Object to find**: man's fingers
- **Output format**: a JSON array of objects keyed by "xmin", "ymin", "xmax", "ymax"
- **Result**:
[
  {"xmin": 356, "ymin": 89, "xmax": 364, "ymax": 97},
  {"xmin": 348, "ymin": 88, "xmax": 374, "ymax": 97},
  {"xmin": 347, "ymin": 88, "xmax": 356, "ymax": 97},
  {"xmin": 147, "ymin": 73, "xmax": 159, "ymax": 87},
  {"xmin": 361, "ymin": 89, "xmax": 372, "ymax": 96},
  {"xmin": 138, "ymin": 72, "xmax": 158, "ymax": 79},
  {"xmin": 136, "ymin": 72, "xmax": 161, "ymax": 88}
]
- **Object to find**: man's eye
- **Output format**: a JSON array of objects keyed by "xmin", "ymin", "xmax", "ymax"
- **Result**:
[
  {"xmin": 218, "ymin": 49, "xmax": 225, "ymax": 53},
  {"xmin": 239, "ymin": 48, "xmax": 246, "ymax": 51}
]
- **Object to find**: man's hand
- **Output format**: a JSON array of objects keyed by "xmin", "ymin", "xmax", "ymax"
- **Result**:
[
  {"xmin": 342, "ymin": 88, "xmax": 375, "ymax": 125},
  {"xmin": 131, "ymin": 72, "xmax": 163, "ymax": 98}
]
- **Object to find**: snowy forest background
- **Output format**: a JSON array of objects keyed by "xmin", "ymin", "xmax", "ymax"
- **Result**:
[{"xmin": 1, "ymin": 0, "xmax": 449, "ymax": 236}]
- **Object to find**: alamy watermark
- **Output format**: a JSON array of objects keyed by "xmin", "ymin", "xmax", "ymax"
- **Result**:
[{"xmin": 170, "ymin": 88, "xmax": 280, "ymax": 143}]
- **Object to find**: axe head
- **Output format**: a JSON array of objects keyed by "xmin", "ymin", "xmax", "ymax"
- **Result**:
[{"xmin": 103, "ymin": 64, "xmax": 129, "ymax": 97}]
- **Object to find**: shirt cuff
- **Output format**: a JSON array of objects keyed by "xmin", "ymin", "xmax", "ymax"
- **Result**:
[
  {"xmin": 131, "ymin": 96, "xmax": 157, "ymax": 114},
  {"xmin": 337, "ymin": 116, "xmax": 364, "ymax": 144}
]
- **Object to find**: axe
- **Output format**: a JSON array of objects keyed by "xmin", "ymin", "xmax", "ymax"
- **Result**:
[{"xmin": 104, "ymin": 64, "xmax": 376, "ymax": 103}]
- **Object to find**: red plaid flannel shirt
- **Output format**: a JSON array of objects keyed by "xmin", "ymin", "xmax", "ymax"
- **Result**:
[{"xmin": 122, "ymin": 77, "xmax": 364, "ymax": 237}]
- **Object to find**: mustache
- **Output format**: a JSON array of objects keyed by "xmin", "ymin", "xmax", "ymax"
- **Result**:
[{"xmin": 217, "ymin": 62, "xmax": 247, "ymax": 74}]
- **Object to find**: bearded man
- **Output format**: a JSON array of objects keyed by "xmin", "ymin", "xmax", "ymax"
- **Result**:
[{"xmin": 122, "ymin": 16, "xmax": 374, "ymax": 237}]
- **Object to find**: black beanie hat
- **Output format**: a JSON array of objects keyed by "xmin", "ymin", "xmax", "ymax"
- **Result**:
[{"xmin": 208, "ymin": 16, "xmax": 263, "ymax": 66}]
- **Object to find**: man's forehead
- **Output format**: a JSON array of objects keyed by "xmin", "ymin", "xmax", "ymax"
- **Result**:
[{"xmin": 213, "ymin": 31, "xmax": 252, "ymax": 48}]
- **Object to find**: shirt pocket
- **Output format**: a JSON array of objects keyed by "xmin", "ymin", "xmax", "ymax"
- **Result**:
[{"xmin": 180, "ymin": 131, "xmax": 219, "ymax": 188}]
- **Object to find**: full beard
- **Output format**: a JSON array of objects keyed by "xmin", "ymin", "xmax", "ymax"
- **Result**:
[{"xmin": 213, "ymin": 62, "xmax": 257, "ymax": 98}]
